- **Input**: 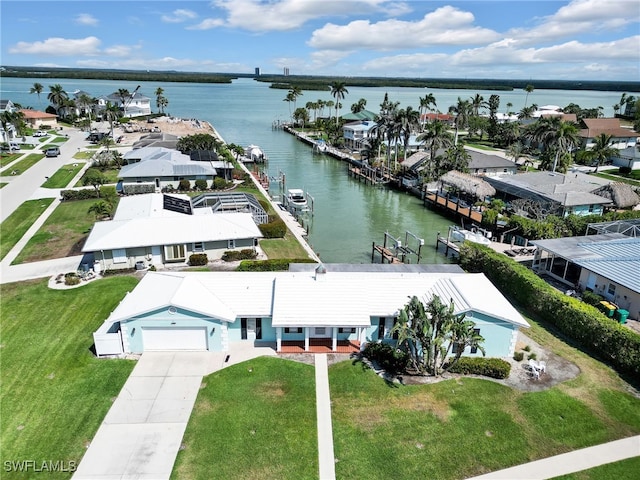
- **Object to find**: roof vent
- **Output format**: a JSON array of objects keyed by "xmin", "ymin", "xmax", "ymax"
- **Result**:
[{"xmin": 314, "ymin": 263, "xmax": 327, "ymax": 280}]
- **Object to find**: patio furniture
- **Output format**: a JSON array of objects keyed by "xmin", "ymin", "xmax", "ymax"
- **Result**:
[{"xmin": 537, "ymin": 361, "xmax": 546, "ymax": 374}]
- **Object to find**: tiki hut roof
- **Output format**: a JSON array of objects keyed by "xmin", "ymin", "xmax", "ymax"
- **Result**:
[
  {"xmin": 440, "ymin": 171, "xmax": 496, "ymax": 199},
  {"xmin": 592, "ymin": 182, "xmax": 640, "ymax": 209}
]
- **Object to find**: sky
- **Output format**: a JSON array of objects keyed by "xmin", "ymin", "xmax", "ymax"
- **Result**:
[{"xmin": 1, "ymin": 0, "xmax": 639, "ymax": 80}]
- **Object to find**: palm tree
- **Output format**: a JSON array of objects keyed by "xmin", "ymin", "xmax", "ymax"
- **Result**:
[
  {"xmin": 470, "ymin": 93, "xmax": 485, "ymax": 117},
  {"xmin": 154, "ymin": 87, "xmax": 166, "ymax": 113},
  {"xmin": 444, "ymin": 315, "xmax": 485, "ymax": 373},
  {"xmin": 329, "ymin": 81, "xmax": 349, "ymax": 125},
  {"xmin": 399, "ymin": 106, "xmax": 420, "ymax": 164},
  {"xmin": 116, "ymin": 88, "xmax": 131, "ymax": 116},
  {"xmin": 102, "ymin": 101, "xmax": 121, "ymax": 142},
  {"xmin": 518, "ymin": 105, "xmax": 537, "ymax": 120},
  {"xmin": 587, "ymin": 133, "xmax": 617, "ymax": 173},
  {"xmin": 288, "ymin": 85, "xmax": 302, "ymax": 112},
  {"xmin": 47, "ymin": 84, "xmax": 68, "ymax": 116},
  {"xmin": 524, "ymin": 84, "xmax": 535, "ymax": 108},
  {"xmin": 419, "ymin": 93, "xmax": 437, "ymax": 129},
  {"xmin": 506, "ymin": 102, "xmax": 513, "ymax": 115},
  {"xmin": 526, "ymin": 116, "xmax": 579, "ymax": 172},
  {"xmin": 442, "ymin": 144, "xmax": 471, "ymax": 173},
  {"xmin": 416, "ymin": 120, "xmax": 454, "ymax": 180},
  {"xmin": 283, "ymin": 92, "xmax": 295, "ymax": 120},
  {"xmin": 350, "ymin": 98, "xmax": 367, "ymax": 114},
  {"xmin": 30, "ymin": 82, "xmax": 44, "ymax": 109},
  {"xmin": 76, "ymin": 93, "xmax": 96, "ymax": 130},
  {"xmin": 449, "ymin": 97, "xmax": 471, "ymax": 145}
]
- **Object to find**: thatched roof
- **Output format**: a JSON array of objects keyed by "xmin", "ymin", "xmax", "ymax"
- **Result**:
[
  {"xmin": 592, "ymin": 182, "xmax": 640, "ymax": 209},
  {"xmin": 439, "ymin": 171, "xmax": 496, "ymax": 199}
]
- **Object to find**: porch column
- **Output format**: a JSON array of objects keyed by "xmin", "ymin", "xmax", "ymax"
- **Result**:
[
  {"xmin": 276, "ymin": 327, "xmax": 282, "ymax": 352},
  {"xmin": 332, "ymin": 327, "xmax": 337, "ymax": 351},
  {"xmin": 304, "ymin": 327, "xmax": 310, "ymax": 352}
]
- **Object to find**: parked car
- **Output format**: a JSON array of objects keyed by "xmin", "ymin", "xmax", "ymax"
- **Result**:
[
  {"xmin": 1, "ymin": 142, "xmax": 20, "ymax": 151},
  {"xmin": 45, "ymin": 146, "xmax": 60, "ymax": 157},
  {"xmin": 33, "ymin": 130, "xmax": 49, "ymax": 137}
]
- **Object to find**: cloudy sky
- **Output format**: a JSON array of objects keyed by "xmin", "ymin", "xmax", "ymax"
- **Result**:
[{"xmin": 2, "ymin": 0, "xmax": 639, "ymax": 80}]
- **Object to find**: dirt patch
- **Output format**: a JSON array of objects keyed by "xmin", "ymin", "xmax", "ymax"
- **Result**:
[{"xmin": 259, "ymin": 381, "xmax": 286, "ymax": 398}]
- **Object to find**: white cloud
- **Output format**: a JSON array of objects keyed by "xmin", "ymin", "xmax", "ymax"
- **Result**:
[
  {"xmin": 75, "ymin": 14, "xmax": 98, "ymax": 26},
  {"xmin": 161, "ymin": 9, "xmax": 198, "ymax": 23},
  {"xmin": 103, "ymin": 45, "xmax": 135, "ymax": 57},
  {"xmin": 9, "ymin": 37, "xmax": 101, "ymax": 56},
  {"xmin": 308, "ymin": 6, "xmax": 500, "ymax": 50},
  {"xmin": 188, "ymin": 18, "xmax": 225, "ymax": 30}
]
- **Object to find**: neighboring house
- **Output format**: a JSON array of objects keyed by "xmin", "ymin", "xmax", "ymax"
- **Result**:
[
  {"xmin": 132, "ymin": 132, "xmax": 179, "ymax": 150},
  {"xmin": 531, "ymin": 235, "xmax": 640, "ymax": 320},
  {"xmin": 343, "ymin": 120, "xmax": 376, "ymax": 150},
  {"xmin": 103, "ymin": 90, "xmax": 152, "ymax": 117},
  {"xmin": 92, "ymin": 264, "xmax": 530, "ymax": 357},
  {"xmin": 18, "ymin": 109, "xmax": 58, "ymax": 129},
  {"xmin": 579, "ymin": 118, "xmax": 638, "ymax": 150},
  {"xmin": 119, "ymin": 147, "xmax": 217, "ymax": 190},
  {"xmin": 611, "ymin": 146, "xmax": 640, "ymax": 170},
  {"xmin": 340, "ymin": 109, "xmax": 378, "ymax": 122},
  {"xmin": 485, "ymin": 171, "xmax": 612, "ymax": 217},
  {"xmin": 1, "ymin": 100, "xmax": 18, "ymax": 142},
  {"xmin": 467, "ymin": 151, "xmax": 518, "ymax": 177},
  {"xmin": 82, "ymin": 193, "xmax": 263, "ymax": 271},
  {"xmin": 421, "ymin": 113, "xmax": 454, "ymax": 125}
]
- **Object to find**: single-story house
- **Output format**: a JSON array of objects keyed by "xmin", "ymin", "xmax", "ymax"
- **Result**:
[
  {"xmin": 467, "ymin": 151, "xmax": 518, "ymax": 177},
  {"xmin": 485, "ymin": 171, "xmax": 613, "ymax": 217},
  {"xmin": 132, "ymin": 132, "xmax": 179, "ymax": 150},
  {"xmin": 119, "ymin": 147, "xmax": 218, "ymax": 190},
  {"xmin": 19, "ymin": 109, "xmax": 58, "ymax": 129},
  {"xmin": 92, "ymin": 264, "xmax": 530, "ymax": 357},
  {"xmin": 531, "ymin": 235, "xmax": 640, "ymax": 320},
  {"xmin": 82, "ymin": 193, "xmax": 262, "ymax": 271},
  {"xmin": 579, "ymin": 118, "xmax": 638, "ymax": 150},
  {"xmin": 611, "ymin": 146, "xmax": 640, "ymax": 170}
]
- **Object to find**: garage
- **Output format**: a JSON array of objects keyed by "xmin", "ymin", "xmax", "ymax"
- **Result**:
[{"xmin": 142, "ymin": 327, "xmax": 208, "ymax": 351}]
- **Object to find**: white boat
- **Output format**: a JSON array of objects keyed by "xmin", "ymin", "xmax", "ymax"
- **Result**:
[
  {"xmin": 286, "ymin": 189, "xmax": 309, "ymax": 212},
  {"xmin": 244, "ymin": 145, "xmax": 267, "ymax": 163},
  {"xmin": 450, "ymin": 226, "xmax": 491, "ymax": 246}
]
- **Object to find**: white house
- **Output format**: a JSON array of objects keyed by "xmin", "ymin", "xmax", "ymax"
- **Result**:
[
  {"xmin": 82, "ymin": 193, "xmax": 262, "ymax": 271},
  {"xmin": 101, "ymin": 89, "xmax": 152, "ymax": 117},
  {"xmin": 92, "ymin": 265, "xmax": 530, "ymax": 358}
]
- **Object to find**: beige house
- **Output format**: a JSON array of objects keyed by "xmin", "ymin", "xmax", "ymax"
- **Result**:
[{"xmin": 19, "ymin": 109, "xmax": 58, "ymax": 129}]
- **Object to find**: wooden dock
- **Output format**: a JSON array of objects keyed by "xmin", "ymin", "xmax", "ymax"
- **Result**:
[
  {"xmin": 424, "ymin": 191, "xmax": 483, "ymax": 223},
  {"xmin": 371, "ymin": 243, "xmax": 403, "ymax": 264}
]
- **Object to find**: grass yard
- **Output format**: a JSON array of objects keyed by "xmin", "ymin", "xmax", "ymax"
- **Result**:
[
  {"xmin": 172, "ymin": 357, "xmax": 318, "ymax": 480},
  {"xmin": 592, "ymin": 171, "xmax": 640, "ymax": 187},
  {"xmin": 0, "ymin": 182, "xmax": 7, "ymax": 188},
  {"xmin": 0, "ymin": 277, "xmax": 138, "ymax": 479},
  {"xmin": 13, "ymin": 198, "xmax": 117, "ymax": 264},
  {"xmin": 260, "ymin": 231, "xmax": 312, "ymax": 259},
  {"xmin": 73, "ymin": 151, "xmax": 94, "ymax": 160},
  {"xmin": 329, "ymin": 313, "xmax": 640, "ymax": 480},
  {"xmin": 0, "ymin": 154, "xmax": 45, "ymax": 176},
  {"xmin": 0, "ymin": 198, "xmax": 54, "ymax": 261},
  {"xmin": 74, "ymin": 167, "xmax": 120, "ymax": 186},
  {"xmin": 551, "ymin": 457, "xmax": 640, "ymax": 479},
  {"xmin": 0, "ymin": 153, "xmax": 22, "ymax": 168},
  {"xmin": 42, "ymin": 163, "xmax": 85, "ymax": 188}
]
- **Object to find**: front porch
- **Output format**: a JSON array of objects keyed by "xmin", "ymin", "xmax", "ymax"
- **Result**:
[{"xmin": 279, "ymin": 339, "xmax": 361, "ymax": 354}]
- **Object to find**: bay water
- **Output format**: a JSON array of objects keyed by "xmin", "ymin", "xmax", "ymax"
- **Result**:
[{"xmin": 0, "ymin": 76, "xmax": 629, "ymax": 263}]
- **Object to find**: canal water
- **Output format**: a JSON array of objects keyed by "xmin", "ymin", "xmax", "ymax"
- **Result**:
[{"xmin": 1, "ymin": 77, "xmax": 628, "ymax": 263}]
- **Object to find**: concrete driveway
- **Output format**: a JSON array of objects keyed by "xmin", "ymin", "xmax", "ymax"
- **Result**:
[{"xmin": 73, "ymin": 351, "xmax": 225, "ymax": 480}]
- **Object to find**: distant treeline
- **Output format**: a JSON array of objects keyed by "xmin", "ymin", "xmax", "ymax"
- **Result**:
[{"xmin": 1, "ymin": 66, "xmax": 638, "ymax": 92}]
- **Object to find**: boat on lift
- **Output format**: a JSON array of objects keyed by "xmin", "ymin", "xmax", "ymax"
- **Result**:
[
  {"xmin": 285, "ymin": 189, "xmax": 309, "ymax": 212},
  {"xmin": 450, "ymin": 226, "xmax": 491, "ymax": 246},
  {"xmin": 244, "ymin": 145, "xmax": 268, "ymax": 163}
]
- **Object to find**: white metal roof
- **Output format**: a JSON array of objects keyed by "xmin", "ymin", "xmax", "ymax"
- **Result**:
[{"xmin": 103, "ymin": 270, "xmax": 529, "ymax": 329}]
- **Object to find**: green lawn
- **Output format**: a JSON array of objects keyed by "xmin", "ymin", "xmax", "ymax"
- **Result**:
[
  {"xmin": 42, "ymin": 163, "xmax": 85, "ymax": 188},
  {"xmin": 0, "ymin": 277, "xmax": 138, "ymax": 479},
  {"xmin": 0, "ymin": 154, "xmax": 45, "ymax": 176},
  {"xmin": 0, "ymin": 198, "xmax": 54, "ymax": 261},
  {"xmin": 172, "ymin": 357, "xmax": 318, "ymax": 480},
  {"xmin": 13, "ymin": 198, "xmax": 117, "ymax": 264},
  {"xmin": 0, "ymin": 152, "xmax": 22, "ymax": 168},
  {"xmin": 74, "ymin": 151, "xmax": 94, "ymax": 160},
  {"xmin": 552, "ymin": 457, "xmax": 640, "ymax": 479},
  {"xmin": 592, "ymin": 171, "xmax": 640, "ymax": 187},
  {"xmin": 74, "ymin": 167, "xmax": 120, "ymax": 186},
  {"xmin": 260, "ymin": 232, "xmax": 312, "ymax": 259},
  {"xmin": 0, "ymin": 182, "xmax": 7, "ymax": 189}
]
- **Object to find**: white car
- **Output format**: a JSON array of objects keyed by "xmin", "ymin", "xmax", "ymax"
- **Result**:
[{"xmin": 33, "ymin": 130, "xmax": 49, "ymax": 137}]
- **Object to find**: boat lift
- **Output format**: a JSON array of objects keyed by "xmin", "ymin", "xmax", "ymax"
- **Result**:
[{"xmin": 372, "ymin": 230, "xmax": 424, "ymax": 264}]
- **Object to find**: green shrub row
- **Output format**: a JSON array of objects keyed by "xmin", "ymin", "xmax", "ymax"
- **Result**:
[
  {"xmin": 189, "ymin": 253, "xmax": 208, "ymax": 266},
  {"xmin": 236, "ymin": 258, "xmax": 316, "ymax": 272},
  {"xmin": 60, "ymin": 187, "xmax": 110, "ymax": 201},
  {"xmin": 122, "ymin": 183, "xmax": 155, "ymax": 195},
  {"xmin": 446, "ymin": 357, "xmax": 511, "ymax": 379},
  {"xmin": 258, "ymin": 219, "xmax": 287, "ymax": 238},
  {"xmin": 221, "ymin": 249, "xmax": 257, "ymax": 261},
  {"xmin": 362, "ymin": 341, "xmax": 410, "ymax": 375},
  {"xmin": 459, "ymin": 243, "xmax": 640, "ymax": 376}
]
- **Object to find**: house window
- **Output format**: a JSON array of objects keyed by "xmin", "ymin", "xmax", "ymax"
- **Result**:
[
  {"xmin": 255, "ymin": 318, "xmax": 262, "ymax": 340},
  {"xmin": 452, "ymin": 342, "xmax": 461, "ymax": 354},
  {"xmin": 284, "ymin": 327, "xmax": 302, "ymax": 334},
  {"xmin": 392, "ymin": 317, "xmax": 399, "ymax": 340},
  {"xmin": 228, "ymin": 239, "xmax": 236, "ymax": 249},
  {"xmin": 588, "ymin": 204, "xmax": 595, "ymax": 213},
  {"xmin": 471, "ymin": 329, "xmax": 481, "ymax": 354},
  {"xmin": 112, "ymin": 248, "xmax": 127, "ymax": 264},
  {"xmin": 164, "ymin": 244, "xmax": 186, "ymax": 261},
  {"xmin": 339, "ymin": 327, "xmax": 356, "ymax": 334},
  {"xmin": 315, "ymin": 327, "xmax": 326, "ymax": 335},
  {"xmin": 378, "ymin": 318, "xmax": 386, "ymax": 340},
  {"xmin": 241, "ymin": 318, "xmax": 247, "ymax": 340},
  {"xmin": 193, "ymin": 241, "xmax": 204, "ymax": 252},
  {"xmin": 607, "ymin": 284, "xmax": 616, "ymax": 296}
]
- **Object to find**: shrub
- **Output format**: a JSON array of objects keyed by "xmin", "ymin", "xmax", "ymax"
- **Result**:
[
  {"xmin": 259, "ymin": 219, "xmax": 287, "ymax": 238},
  {"xmin": 64, "ymin": 273, "xmax": 80, "ymax": 286},
  {"xmin": 459, "ymin": 242, "xmax": 640, "ymax": 377},
  {"xmin": 60, "ymin": 189, "xmax": 98, "ymax": 201},
  {"xmin": 528, "ymin": 352, "xmax": 537, "ymax": 361},
  {"xmin": 582, "ymin": 290, "xmax": 604, "ymax": 307},
  {"xmin": 162, "ymin": 184, "xmax": 175, "ymax": 193},
  {"xmin": 178, "ymin": 179, "xmax": 191, "ymax": 191},
  {"xmin": 523, "ymin": 345, "xmax": 531, "ymax": 352},
  {"xmin": 446, "ymin": 357, "xmax": 511, "ymax": 379},
  {"xmin": 236, "ymin": 258, "xmax": 316, "ymax": 272},
  {"xmin": 194, "ymin": 179, "xmax": 208, "ymax": 191},
  {"xmin": 122, "ymin": 183, "xmax": 155, "ymax": 195},
  {"xmin": 221, "ymin": 249, "xmax": 257, "ymax": 261},
  {"xmin": 513, "ymin": 351, "xmax": 524, "ymax": 362},
  {"xmin": 189, "ymin": 253, "xmax": 208, "ymax": 266},
  {"xmin": 619, "ymin": 166, "xmax": 632, "ymax": 175},
  {"xmin": 362, "ymin": 342, "xmax": 410, "ymax": 375},
  {"xmin": 212, "ymin": 177, "xmax": 231, "ymax": 190}
]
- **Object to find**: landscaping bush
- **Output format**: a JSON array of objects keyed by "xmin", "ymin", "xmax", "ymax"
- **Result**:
[
  {"xmin": 236, "ymin": 258, "xmax": 316, "ymax": 271},
  {"xmin": 619, "ymin": 166, "xmax": 632, "ymax": 175},
  {"xmin": 189, "ymin": 253, "xmax": 208, "ymax": 266},
  {"xmin": 513, "ymin": 351, "xmax": 524, "ymax": 362},
  {"xmin": 446, "ymin": 357, "xmax": 511, "ymax": 379},
  {"xmin": 212, "ymin": 177, "xmax": 231, "ymax": 190},
  {"xmin": 258, "ymin": 219, "xmax": 287, "ymax": 238},
  {"xmin": 122, "ymin": 183, "xmax": 155, "ymax": 195},
  {"xmin": 582, "ymin": 290, "xmax": 604, "ymax": 307},
  {"xmin": 194, "ymin": 179, "xmax": 208, "ymax": 191},
  {"xmin": 64, "ymin": 272, "xmax": 80, "ymax": 286},
  {"xmin": 459, "ymin": 242, "xmax": 640, "ymax": 377},
  {"xmin": 60, "ymin": 188, "xmax": 99, "ymax": 201},
  {"xmin": 221, "ymin": 249, "xmax": 257, "ymax": 261},
  {"xmin": 362, "ymin": 342, "xmax": 410, "ymax": 375},
  {"xmin": 178, "ymin": 179, "xmax": 191, "ymax": 191}
]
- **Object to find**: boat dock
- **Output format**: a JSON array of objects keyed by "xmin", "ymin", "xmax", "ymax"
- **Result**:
[
  {"xmin": 348, "ymin": 164, "xmax": 393, "ymax": 185},
  {"xmin": 424, "ymin": 191, "xmax": 483, "ymax": 224},
  {"xmin": 283, "ymin": 126, "xmax": 360, "ymax": 165}
]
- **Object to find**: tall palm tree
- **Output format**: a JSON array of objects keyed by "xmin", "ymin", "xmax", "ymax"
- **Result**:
[
  {"xmin": 526, "ymin": 116, "xmax": 579, "ymax": 171},
  {"xmin": 449, "ymin": 97, "xmax": 471, "ymax": 145},
  {"xmin": 416, "ymin": 120, "xmax": 454, "ymax": 180},
  {"xmin": 329, "ymin": 81, "xmax": 349, "ymax": 125},
  {"xmin": 524, "ymin": 84, "xmax": 535, "ymax": 108},
  {"xmin": 30, "ymin": 82, "xmax": 44, "ymax": 109},
  {"xmin": 283, "ymin": 92, "xmax": 295, "ymax": 120},
  {"xmin": 102, "ymin": 101, "xmax": 121, "ymax": 142},
  {"xmin": 154, "ymin": 87, "xmax": 166, "ymax": 113},
  {"xmin": 77, "ymin": 93, "xmax": 96, "ymax": 130},
  {"xmin": 157, "ymin": 96, "xmax": 168, "ymax": 114},
  {"xmin": 116, "ymin": 88, "xmax": 131, "ymax": 116},
  {"xmin": 587, "ymin": 133, "xmax": 617, "ymax": 173},
  {"xmin": 419, "ymin": 93, "xmax": 437, "ymax": 129},
  {"xmin": 442, "ymin": 144, "xmax": 471, "ymax": 173},
  {"xmin": 470, "ymin": 93, "xmax": 485, "ymax": 117},
  {"xmin": 47, "ymin": 84, "xmax": 68, "ymax": 116},
  {"xmin": 518, "ymin": 104, "xmax": 537, "ymax": 120},
  {"xmin": 288, "ymin": 85, "xmax": 302, "ymax": 112},
  {"xmin": 399, "ymin": 106, "xmax": 420, "ymax": 164},
  {"xmin": 506, "ymin": 102, "xmax": 513, "ymax": 115}
]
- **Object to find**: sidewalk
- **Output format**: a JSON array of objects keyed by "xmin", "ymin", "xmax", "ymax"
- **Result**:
[
  {"xmin": 315, "ymin": 354, "xmax": 336, "ymax": 480},
  {"xmin": 467, "ymin": 435, "xmax": 640, "ymax": 479}
]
